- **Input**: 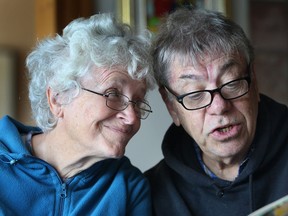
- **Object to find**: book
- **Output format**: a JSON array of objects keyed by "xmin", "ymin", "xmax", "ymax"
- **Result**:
[{"xmin": 248, "ymin": 194, "xmax": 288, "ymax": 216}]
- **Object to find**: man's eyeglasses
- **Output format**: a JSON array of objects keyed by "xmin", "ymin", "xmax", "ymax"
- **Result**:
[
  {"xmin": 81, "ymin": 88, "xmax": 152, "ymax": 119},
  {"xmin": 164, "ymin": 76, "xmax": 251, "ymax": 111}
]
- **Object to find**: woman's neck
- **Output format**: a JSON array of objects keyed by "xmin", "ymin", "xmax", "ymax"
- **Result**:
[{"xmin": 31, "ymin": 131, "xmax": 102, "ymax": 179}]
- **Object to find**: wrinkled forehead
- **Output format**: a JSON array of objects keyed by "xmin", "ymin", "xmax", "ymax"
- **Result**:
[
  {"xmin": 166, "ymin": 52, "xmax": 249, "ymax": 85},
  {"xmin": 170, "ymin": 50, "xmax": 248, "ymax": 69}
]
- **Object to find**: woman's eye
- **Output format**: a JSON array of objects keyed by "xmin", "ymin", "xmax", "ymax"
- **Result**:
[
  {"xmin": 108, "ymin": 92, "xmax": 121, "ymax": 98},
  {"xmin": 105, "ymin": 88, "xmax": 119, "ymax": 94}
]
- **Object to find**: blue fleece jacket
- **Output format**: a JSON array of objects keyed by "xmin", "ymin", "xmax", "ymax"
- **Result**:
[{"xmin": 0, "ymin": 115, "xmax": 151, "ymax": 216}]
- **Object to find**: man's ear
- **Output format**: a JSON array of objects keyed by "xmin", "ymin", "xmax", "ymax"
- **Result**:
[
  {"xmin": 47, "ymin": 87, "xmax": 63, "ymax": 118},
  {"xmin": 159, "ymin": 86, "xmax": 181, "ymax": 126}
]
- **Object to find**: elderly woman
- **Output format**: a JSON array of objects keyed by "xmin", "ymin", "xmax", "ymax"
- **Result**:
[{"xmin": 0, "ymin": 13, "xmax": 154, "ymax": 215}]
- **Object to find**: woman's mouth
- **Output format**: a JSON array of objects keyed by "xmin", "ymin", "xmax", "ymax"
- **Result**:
[{"xmin": 104, "ymin": 124, "xmax": 132, "ymax": 134}]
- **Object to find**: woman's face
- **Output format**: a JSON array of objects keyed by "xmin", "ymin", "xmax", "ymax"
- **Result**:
[{"xmin": 58, "ymin": 67, "xmax": 147, "ymax": 159}]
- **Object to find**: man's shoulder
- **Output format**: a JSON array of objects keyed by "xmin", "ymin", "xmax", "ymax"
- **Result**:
[
  {"xmin": 144, "ymin": 159, "xmax": 168, "ymax": 180},
  {"xmin": 112, "ymin": 156, "xmax": 150, "ymax": 185},
  {"xmin": 260, "ymin": 94, "xmax": 288, "ymax": 115},
  {"xmin": 258, "ymin": 94, "xmax": 288, "ymax": 130}
]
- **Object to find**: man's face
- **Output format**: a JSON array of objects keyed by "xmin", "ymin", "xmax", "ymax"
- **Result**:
[{"xmin": 162, "ymin": 54, "xmax": 259, "ymax": 162}]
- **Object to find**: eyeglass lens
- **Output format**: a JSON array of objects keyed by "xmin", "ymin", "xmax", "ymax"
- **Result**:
[
  {"xmin": 181, "ymin": 77, "xmax": 250, "ymax": 110},
  {"xmin": 106, "ymin": 93, "xmax": 151, "ymax": 119}
]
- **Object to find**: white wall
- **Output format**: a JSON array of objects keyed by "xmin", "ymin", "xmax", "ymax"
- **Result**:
[{"xmin": 125, "ymin": 89, "xmax": 172, "ymax": 172}]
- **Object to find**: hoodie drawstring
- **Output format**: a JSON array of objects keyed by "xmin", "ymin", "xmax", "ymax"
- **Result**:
[
  {"xmin": 0, "ymin": 154, "xmax": 18, "ymax": 165},
  {"xmin": 249, "ymin": 174, "xmax": 254, "ymax": 213}
]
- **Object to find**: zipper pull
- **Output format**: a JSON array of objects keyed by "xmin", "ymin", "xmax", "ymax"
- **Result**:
[{"xmin": 60, "ymin": 183, "xmax": 67, "ymax": 198}]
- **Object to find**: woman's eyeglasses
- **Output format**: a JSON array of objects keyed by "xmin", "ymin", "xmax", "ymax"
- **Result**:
[{"xmin": 81, "ymin": 88, "xmax": 152, "ymax": 119}]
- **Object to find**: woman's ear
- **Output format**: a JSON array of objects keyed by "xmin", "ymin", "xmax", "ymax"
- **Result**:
[
  {"xmin": 159, "ymin": 86, "xmax": 181, "ymax": 126},
  {"xmin": 47, "ymin": 87, "xmax": 63, "ymax": 118}
]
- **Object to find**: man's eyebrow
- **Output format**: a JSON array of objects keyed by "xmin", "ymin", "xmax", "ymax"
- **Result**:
[
  {"xmin": 220, "ymin": 60, "xmax": 239, "ymax": 73},
  {"xmin": 179, "ymin": 73, "xmax": 203, "ymax": 80},
  {"xmin": 178, "ymin": 59, "xmax": 241, "ymax": 80}
]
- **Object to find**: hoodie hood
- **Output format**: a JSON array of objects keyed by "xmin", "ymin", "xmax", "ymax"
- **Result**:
[{"xmin": 0, "ymin": 115, "xmax": 41, "ymax": 162}]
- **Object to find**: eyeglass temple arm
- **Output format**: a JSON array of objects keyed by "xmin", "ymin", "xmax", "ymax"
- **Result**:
[{"xmin": 81, "ymin": 88, "xmax": 107, "ymax": 97}]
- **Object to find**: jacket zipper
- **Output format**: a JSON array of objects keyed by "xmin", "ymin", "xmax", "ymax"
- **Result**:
[
  {"xmin": 61, "ymin": 183, "xmax": 68, "ymax": 198},
  {"xmin": 25, "ymin": 154, "xmax": 70, "ymax": 215},
  {"xmin": 59, "ymin": 182, "xmax": 67, "ymax": 215},
  {"xmin": 12, "ymin": 155, "xmax": 76, "ymax": 215}
]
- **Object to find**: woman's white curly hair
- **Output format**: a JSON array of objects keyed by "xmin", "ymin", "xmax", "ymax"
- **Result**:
[{"xmin": 26, "ymin": 13, "xmax": 155, "ymax": 131}]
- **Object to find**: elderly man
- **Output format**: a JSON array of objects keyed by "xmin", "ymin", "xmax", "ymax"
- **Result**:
[{"xmin": 145, "ymin": 7, "xmax": 288, "ymax": 216}]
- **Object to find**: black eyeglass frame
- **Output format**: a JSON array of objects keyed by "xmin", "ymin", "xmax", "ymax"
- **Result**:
[
  {"xmin": 81, "ymin": 87, "xmax": 152, "ymax": 119},
  {"xmin": 164, "ymin": 76, "xmax": 251, "ymax": 111}
]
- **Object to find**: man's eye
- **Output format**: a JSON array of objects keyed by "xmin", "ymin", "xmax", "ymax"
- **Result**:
[
  {"xmin": 224, "ymin": 81, "xmax": 243, "ymax": 91},
  {"xmin": 187, "ymin": 92, "xmax": 205, "ymax": 101},
  {"xmin": 226, "ymin": 82, "xmax": 238, "ymax": 89}
]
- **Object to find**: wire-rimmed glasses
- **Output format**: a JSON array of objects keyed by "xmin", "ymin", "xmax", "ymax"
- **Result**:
[
  {"xmin": 164, "ymin": 76, "xmax": 251, "ymax": 111},
  {"xmin": 81, "ymin": 88, "xmax": 152, "ymax": 119}
]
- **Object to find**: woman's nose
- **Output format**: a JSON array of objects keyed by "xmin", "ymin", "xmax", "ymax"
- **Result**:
[{"xmin": 119, "ymin": 103, "xmax": 139, "ymax": 123}]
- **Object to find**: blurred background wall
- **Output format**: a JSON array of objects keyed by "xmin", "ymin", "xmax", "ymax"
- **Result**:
[{"xmin": 0, "ymin": 0, "xmax": 287, "ymax": 171}]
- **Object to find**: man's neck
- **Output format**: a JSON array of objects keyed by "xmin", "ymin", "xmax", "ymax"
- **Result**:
[{"xmin": 202, "ymin": 154, "xmax": 240, "ymax": 181}]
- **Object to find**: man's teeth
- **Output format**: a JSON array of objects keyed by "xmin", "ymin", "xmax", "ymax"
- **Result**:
[{"xmin": 218, "ymin": 126, "xmax": 232, "ymax": 132}]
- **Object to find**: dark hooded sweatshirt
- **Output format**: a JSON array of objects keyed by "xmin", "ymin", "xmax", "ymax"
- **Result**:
[{"xmin": 145, "ymin": 94, "xmax": 288, "ymax": 216}]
